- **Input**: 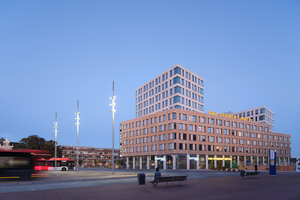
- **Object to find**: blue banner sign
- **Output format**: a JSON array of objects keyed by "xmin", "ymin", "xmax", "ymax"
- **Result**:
[{"xmin": 269, "ymin": 150, "xmax": 276, "ymax": 176}]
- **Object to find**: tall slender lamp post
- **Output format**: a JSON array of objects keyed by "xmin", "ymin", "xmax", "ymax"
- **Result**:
[
  {"xmin": 54, "ymin": 112, "xmax": 58, "ymax": 171},
  {"xmin": 110, "ymin": 81, "xmax": 116, "ymax": 174},
  {"xmin": 75, "ymin": 100, "xmax": 80, "ymax": 172}
]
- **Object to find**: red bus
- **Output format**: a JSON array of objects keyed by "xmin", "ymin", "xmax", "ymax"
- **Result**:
[
  {"xmin": 35, "ymin": 158, "xmax": 75, "ymax": 171},
  {"xmin": 0, "ymin": 149, "xmax": 50, "ymax": 179}
]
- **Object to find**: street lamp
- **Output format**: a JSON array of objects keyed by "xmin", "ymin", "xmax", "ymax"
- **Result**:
[
  {"xmin": 54, "ymin": 112, "xmax": 58, "ymax": 171},
  {"xmin": 75, "ymin": 100, "xmax": 80, "ymax": 172},
  {"xmin": 110, "ymin": 81, "xmax": 116, "ymax": 175}
]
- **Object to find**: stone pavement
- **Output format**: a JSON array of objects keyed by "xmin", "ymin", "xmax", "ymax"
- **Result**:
[{"xmin": 1, "ymin": 172, "xmax": 300, "ymax": 200}]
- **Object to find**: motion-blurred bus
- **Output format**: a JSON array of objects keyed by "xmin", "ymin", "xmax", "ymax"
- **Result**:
[
  {"xmin": 35, "ymin": 158, "xmax": 75, "ymax": 171},
  {"xmin": 0, "ymin": 149, "xmax": 50, "ymax": 180}
]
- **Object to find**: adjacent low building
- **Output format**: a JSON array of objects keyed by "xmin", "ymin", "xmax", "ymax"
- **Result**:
[
  {"xmin": 120, "ymin": 109, "xmax": 291, "ymax": 170},
  {"xmin": 61, "ymin": 145, "xmax": 121, "ymax": 168}
]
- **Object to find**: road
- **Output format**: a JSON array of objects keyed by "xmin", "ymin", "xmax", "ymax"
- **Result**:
[{"xmin": 0, "ymin": 168, "xmax": 240, "ymax": 193}]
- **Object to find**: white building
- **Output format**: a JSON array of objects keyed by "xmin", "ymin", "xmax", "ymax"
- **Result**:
[
  {"xmin": 0, "ymin": 138, "xmax": 20, "ymax": 150},
  {"xmin": 135, "ymin": 64, "xmax": 204, "ymax": 118},
  {"xmin": 231, "ymin": 106, "xmax": 274, "ymax": 132}
]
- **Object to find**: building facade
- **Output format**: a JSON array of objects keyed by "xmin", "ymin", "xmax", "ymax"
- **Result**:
[
  {"xmin": 135, "ymin": 64, "xmax": 204, "ymax": 118},
  {"xmin": 232, "ymin": 106, "xmax": 275, "ymax": 132},
  {"xmin": 120, "ymin": 109, "xmax": 291, "ymax": 170},
  {"xmin": 0, "ymin": 138, "xmax": 20, "ymax": 150},
  {"xmin": 61, "ymin": 145, "xmax": 121, "ymax": 168}
]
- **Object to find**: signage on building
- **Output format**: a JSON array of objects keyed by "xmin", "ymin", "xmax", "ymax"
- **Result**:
[
  {"xmin": 208, "ymin": 111, "xmax": 253, "ymax": 121},
  {"xmin": 207, "ymin": 158, "xmax": 231, "ymax": 161},
  {"xmin": 269, "ymin": 149, "xmax": 276, "ymax": 176}
]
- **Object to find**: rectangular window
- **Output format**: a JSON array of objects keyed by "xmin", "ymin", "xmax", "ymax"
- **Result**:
[
  {"xmin": 179, "ymin": 123, "xmax": 183, "ymax": 130},
  {"xmin": 179, "ymin": 143, "xmax": 183, "ymax": 150},
  {"xmin": 208, "ymin": 127, "xmax": 211, "ymax": 133}
]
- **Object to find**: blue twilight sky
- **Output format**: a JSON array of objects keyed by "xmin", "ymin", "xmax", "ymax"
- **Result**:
[{"xmin": 1, "ymin": 1, "xmax": 299, "ymax": 157}]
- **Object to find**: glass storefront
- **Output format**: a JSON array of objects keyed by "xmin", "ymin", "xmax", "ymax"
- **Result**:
[
  {"xmin": 246, "ymin": 156, "xmax": 251, "ymax": 166},
  {"xmin": 217, "ymin": 155, "xmax": 222, "ymax": 168},
  {"xmin": 156, "ymin": 155, "xmax": 164, "ymax": 169},
  {"xmin": 284, "ymin": 157, "xmax": 288, "ymax": 166},
  {"xmin": 128, "ymin": 157, "xmax": 133, "ymax": 169},
  {"xmin": 135, "ymin": 157, "xmax": 140, "ymax": 169},
  {"xmin": 264, "ymin": 157, "xmax": 268, "ymax": 166},
  {"xmin": 166, "ymin": 155, "xmax": 173, "ymax": 169},
  {"xmin": 259, "ymin": 157, "xmax": 263, "ymax": 166},
  {"xmin": 239, "ymin": 156, "xmax": 244, "ymax": 167},
  {"xmin": 225, "ymin": 155, "xmax": 230, "ymax": 168},
  {"xmin": 252, "ymin": 156, "xmax": 257, "ymax": 166},
  {"xmin": 208, "ymin": 155, "xmax": 214, "ymax": 169},
  {"xmin": 199, "ymin": 155, "xmax": 206, "ymax": 169},
  {"xmin": 149, "ymin": 155, "xmax": 155, "ymax": 169},
  {"xmin": 276, "ymin": 157, "xmax": 279, "ymax": 166},
  {"xmin": 142, "ymin": 156, "xmax": 147, "ymax": 169},
  {"xmin": 189, "ymin": 154, "xmax": 197, "ymax": 169},
  {"xmin": 121, "ymin": 157, "xmax": 126, "ymax": 169},
  {"xmin": 232, "ymin": 156, "xmax": 237, "ymax": 168},
  {"xmin": 279, "ymin": 157, "xmax": 284, "ymax": 166},
  {"xmin": 176, "ymin": 154, "xmax": 187, "ymax": 169}
]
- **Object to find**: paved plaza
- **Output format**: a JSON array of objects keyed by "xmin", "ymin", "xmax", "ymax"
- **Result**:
[{"xmin": 0, "ymin": 169, "xmax": 300, "ymax": 200}]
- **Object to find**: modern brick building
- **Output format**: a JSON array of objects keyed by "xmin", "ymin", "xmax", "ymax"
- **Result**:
[
  {"xmin": 120, "ymin": 64, "xmax": 291, "ymax": 170},
  {"xmin": 120, "ymin": 109, "xmax": 291, "ymax": 170},
  {"xmin": 135, "ymin": 64, "xmax": 204, "ymax": 118}
]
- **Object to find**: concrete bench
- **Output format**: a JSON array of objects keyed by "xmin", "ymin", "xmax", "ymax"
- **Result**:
[{"xmin": 150, "ymin": 176, "xmax": 187, "ymax": 186}]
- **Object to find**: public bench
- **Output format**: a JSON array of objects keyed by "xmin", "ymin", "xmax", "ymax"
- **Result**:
[
  {"xmin": 150, "ymin": 176, "xmax": 187, "ymax": 186},
  {"xmin": 240, "ymin": 170, "xmax": 260, "ymax": 178}
]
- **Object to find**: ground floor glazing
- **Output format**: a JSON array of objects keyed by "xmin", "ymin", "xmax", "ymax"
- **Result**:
[{"xmin": 121, "ymin": 155, "xmax": 291, "ymax": 170}]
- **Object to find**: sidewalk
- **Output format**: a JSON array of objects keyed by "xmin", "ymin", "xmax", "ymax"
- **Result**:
[{"xmin": 1, "ymin": 172, "xmax": 300, "ymax": 200}]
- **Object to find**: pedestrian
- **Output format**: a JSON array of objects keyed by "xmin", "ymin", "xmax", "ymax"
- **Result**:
[
  {"xmin": 255, "ymin": 164, "xmax": 258, "ymax": 172},
  {"xmin": 152, "ymin": 168, "xmax": 161, "ymax": 186}
]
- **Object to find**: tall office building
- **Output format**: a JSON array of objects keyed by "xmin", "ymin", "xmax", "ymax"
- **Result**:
[
  {"xmin": 231, "ymin": 106, "xmax": 274, "ymax": 132},
  {"xmin": 135, "ymin": 64, "xmax": 204, "ymax": 118}
]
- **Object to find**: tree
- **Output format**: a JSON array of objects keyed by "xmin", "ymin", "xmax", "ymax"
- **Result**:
[
  {"xmin": 13, "ymin": 135, "xmax": 46, "ymax": 150},
  {"xmin": 42, "ymin": 140, "xmax": 62, "ymax": 158},
  {"xmin": 13, "ymin": 135, "xmax": 61, "ymax": 158},
  {"xmin": 0, "ymin": 137, "xmax": 5, "ymax": 142}
]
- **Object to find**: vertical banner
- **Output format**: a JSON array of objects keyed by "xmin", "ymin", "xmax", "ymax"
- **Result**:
[{"xmin": 269, "ymin": 149, "xmax": 276, "ymax": 176}]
